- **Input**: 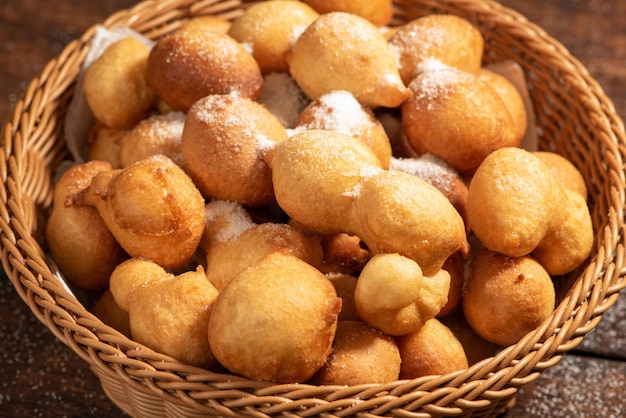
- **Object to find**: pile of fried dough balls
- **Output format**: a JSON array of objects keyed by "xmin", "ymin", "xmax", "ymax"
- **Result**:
[{"xmin": 46, "ymin": 0, "xmax": 594, "ymax": 385}]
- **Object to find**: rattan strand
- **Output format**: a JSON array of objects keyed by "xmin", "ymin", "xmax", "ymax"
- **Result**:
[{"xmin": 2, "ymin": 0, "xmax": 626, "ymax": 416}]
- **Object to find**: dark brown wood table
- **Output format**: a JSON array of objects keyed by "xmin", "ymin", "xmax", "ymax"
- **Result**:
[{"xmin": 1, "ymin": 1, "xmax": 625, "ymax": 417}]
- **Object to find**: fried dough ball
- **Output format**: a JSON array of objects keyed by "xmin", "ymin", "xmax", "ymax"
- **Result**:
[
  {"xmin": 402, "ymin": 64, "xmax": 518, "ymax": 174},
  {"xmin": 302, "ymin": 0, "xmax": 393, "ymax": 26},
  {"xmin": 467, "ymin": 147, "xmax": 565, "ymax": 257},
  {"xmin": 208, "ymin": 252, "xmax": 342, "ymax": 383},
  {"xmin": 533, "ymin": 151, "xmax": 588, "ymax": 200},
  {"xmin": 326, "ymin": 273, "xmax": 360, "ymax": 321},
  {"xmin": 267, "ymin": 130, "xmax": 468, "ymax": 274},
  {"xmin": 204, "ymin": 222, "xmax": 324, "ymax": 291},
  {"xmin": 390, "ymin": 155, "xmax": 469, "ymax": 229},
  {"xmin": 267, "ymin": 129, "xmax": 383, "ymax": 234},
  {"xmin": 227, "ymin": 1, "xmax": 319, "ymax": 74},
  {"xmin": 109, "ymin": 258, "xmax": 173, "ymax": 312},
  {"xmin": 71, "ymin": 155, "xmax": 206, "ymax": 269},
  {"xmin": 133, "ymin": 267, "xmax": 218, "ymax": 368},
  {"xmin": 354, "ymin": 253, "xmax": 450, "ymax": 336},
  {"xmin": 45, "ymin": 161, "xmax": 127, "ymax": 291},
  {"xmin": 478, "ymin": 68, "xmax": 528, "ymax": 146},
  {"xmin": 118, "ymin": 111, "xmax": 185, "ymax": 168},
  {"xmin": 388, "ymin": 14, "xmax": 484, "ymax": 86},
  {"xmin": 286, "ymin": 12, "xmax": 409, "ymax": 108},
  {"xmin": 310, "ymin": 320, "xmax": 401, "ymax": 385},
  {"xmin": 312, "ymin": 0, "xmax": 393, "ymax": 26},
  {"xmin": 437, "ymin": 252, "xmax": 465, "ymax": 318},
  {"xmin": 182, "ymin": 94, "xmax": 288, "ymax": 206},
  {"xmin": 533, "ymin": 189, "xmax": 594, "ymax": 275},
  {"xmin": 462, "ymin": 250, "xmax": 556, "ymax": 346},
  {"xmin": 179, "ymin": 15, "xmax": 231, "ymax": 35},
  {"xmin": 396, "ymin": 318, "xmax": 469, "ymax": 378},
  {"xmin": 146, "ymin": 29, "xmax": 262, "ymax": 111},
  {"xmin": 111, "ymin": 260, "xmax": 219, "ymax": 367},
  {"xmin": 353, "ymin": 170, "xmax": 468, "ymax": 275},
  {"xmin": 295, "ymin": 90, "xmax": 392, "ymax": 168},
  {"xmin": 440, "ymin": 309, "xmax": 499, "ymax": 366},
  {"xmin": 319, "ymin": 233, "xmax": 370, "ymax": 275},
  {"xmin": 83, "ymin": 37, "xmax": 156, "ymax": 129},
  {"xmin": 90, "ymin": 290, "xmax": 131, "ymax": 338},
  {"xmin": 87, "ymin": 123, "xmax": 124, "ymax": 168}
]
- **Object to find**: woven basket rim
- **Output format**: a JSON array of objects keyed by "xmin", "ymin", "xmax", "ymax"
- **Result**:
[{"xmin": 2, "ymin": 0, "xmax": 626, "ymax": 416}]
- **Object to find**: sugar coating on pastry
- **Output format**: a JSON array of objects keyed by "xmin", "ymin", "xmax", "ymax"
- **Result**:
[
  {"xmin": 295, "ymin": 90, "xmax": 392, "ymax": 168},
  {"xmin": 396, "ymin": 318, "xmax": 469, "ymax": 378},
  {"xmin": 227, "ymin": 0, "xmax": 319, "ymax": 74},
  {"xmin": 402, "ymin": 63, "xmax": 517, "ymax": 174},
  {"xmin": 146, "ymin": 29, "xmax": 262, "ymax": 111},
  {"xmin": 390, "ymin": 155, "xmax": 468, "ymax": 226},
  {"xmin": 286, "ymin": 12, "xmax": 409, "ymax": 108},
  {"xmin": 182, "ymin": 94, "xmax": 288, "ymax": 206},
  {"xmin": 202, "ymin": 200, "xmax": 256, "ymax": 249},
  {"xmin": 119, "ymin": 111, "xmax": 185, "ymax": 168},
  {"xmin": 388, "ymin": 14, "xmax": 484, "ymax": 85},
  {"xmin": 310, "ymin": 320, "xmax": 400, "ymax": 385},
  {"xmin": 208, "ymin": 252, "xmax": 341, "ymax": 383},
  {"xmin": 257, "ymin": 72, "xmax": 310, "ymax": 129},
  {"xmin": 462, "ymin": 250, "xmax": 555, "ymax": 346}
]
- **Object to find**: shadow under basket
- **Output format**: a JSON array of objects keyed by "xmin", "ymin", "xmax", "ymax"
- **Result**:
[{"xmin": 2, "ymin": 0, "xmax": 626, "ymax": 417}]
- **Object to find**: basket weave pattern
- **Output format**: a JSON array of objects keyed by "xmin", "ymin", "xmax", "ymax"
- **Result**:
[{"xmin": 2, "ymin": 0, "xmax": 626, "ymax": 416}]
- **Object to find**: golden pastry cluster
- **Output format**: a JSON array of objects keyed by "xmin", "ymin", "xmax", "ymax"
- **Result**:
[{"xmin": 46, "ymin": 0, "xmax": 594, "ymax": 385}]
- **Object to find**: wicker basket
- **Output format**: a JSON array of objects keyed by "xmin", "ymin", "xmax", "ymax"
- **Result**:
[{"xmin": 2, "ymin": 0, "xmax": 625, "ymax": 416}]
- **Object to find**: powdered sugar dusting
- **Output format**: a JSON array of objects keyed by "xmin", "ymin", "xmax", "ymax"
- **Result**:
[
  {"xmin": 257, "ymin": 72, "xmax": 309, "ymax": 128},
  {"xmin": 240, "ymin": 41, "xmax": 253, "ymax": 55},
  {"xmin": 410, "ymin": 64, "xmax": 473, "ymax": 104},
  {"xmin": 296, "ymin": 90, "xmax": 372, "ymax": 136},
  {"xmin": 389, "ymin": 24, "xmax": 448, "ymax": 70},
  {"xmin": 122, "ymin": 111, "xmax": 186, "ymax": 167},
  {"xmin": 390, "ymin": 154, "xmax": 456, "ymax": 194},
  {"xmin": 192, "ymin": 95, "xmax": 259, "ymax": 152},
  {"xmin": 418, "ymin": 57, "xmax": 451, "ymax": 72},
  {"xmin": 204, "ymin": 200, "xmax": 255, "ymax": 242},
  {"xmin": 256, "ymin": 133, "xmax": 276, "ymax": 155},
  {"xmin": 289, "ymin": 24, "xmax": 309, "ymax": 47}
]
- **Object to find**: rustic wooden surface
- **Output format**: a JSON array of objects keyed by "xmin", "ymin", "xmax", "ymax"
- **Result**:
[{"xmin": 1, "ymin": 0, "xmax": 625, "ymax": 417}]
